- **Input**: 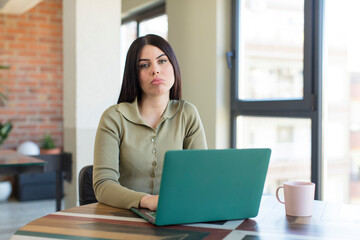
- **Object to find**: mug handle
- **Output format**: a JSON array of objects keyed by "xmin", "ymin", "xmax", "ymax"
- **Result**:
[{"xmin": 276, "ymin": 186, "xmax": 285, "ymax": 204}]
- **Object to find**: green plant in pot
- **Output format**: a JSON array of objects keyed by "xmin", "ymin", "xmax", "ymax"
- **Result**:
[
  {"xmin": 0, "ymin": 121, "xmax": 12, "ymax": 147},
  {"xmin": 40, "ymin": 133, "xmax": 61, "ymax": 154},
  {"xmin": 0, "ymin": 65, "xmax": 14, "ymax": 202},
  {"xmin": 0, "ymin": 65, "xmax": 12, "ymax": 147},
  {"xmin": 0, "ymin": 65, "xmax": 10, "ymax": 106}
]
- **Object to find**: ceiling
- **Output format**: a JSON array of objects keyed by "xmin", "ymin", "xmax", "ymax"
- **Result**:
[{"xmin": 0, "ymin": 0, "xmax": 42, "ymax": 14}]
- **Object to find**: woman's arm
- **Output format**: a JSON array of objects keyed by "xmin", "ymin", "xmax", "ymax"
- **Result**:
[
  {"xmin": 182, "ymin": 102, "xmax": 208, "ymax": 149},
  {"xmin": 93, "ymin": 106, "xmax": 147, "ymax": 209}
]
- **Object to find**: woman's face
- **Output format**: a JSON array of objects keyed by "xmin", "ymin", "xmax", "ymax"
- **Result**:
[{"xmin": 138, "ymin": 45, "xmax": 175, "ymax": 99}]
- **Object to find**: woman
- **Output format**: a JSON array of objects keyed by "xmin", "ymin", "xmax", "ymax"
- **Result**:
[{"xmin": 93, "ymin": 34, "xmax": 207, "ymax": 210}]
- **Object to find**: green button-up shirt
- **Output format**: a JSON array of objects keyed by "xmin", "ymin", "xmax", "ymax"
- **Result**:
[{"xmin": 93, "ymin": 98, "xmax": 207, "ymax": 209}]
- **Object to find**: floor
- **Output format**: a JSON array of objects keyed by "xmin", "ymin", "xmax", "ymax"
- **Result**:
[{"xmin": 0, "ymin": 198, "xmax": 61, "ymax": 240}]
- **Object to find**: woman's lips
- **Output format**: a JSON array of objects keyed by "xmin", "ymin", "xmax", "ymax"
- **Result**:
[{"xmin": 151, "ymin": 78, "xmax": 164, "ymax": 85}]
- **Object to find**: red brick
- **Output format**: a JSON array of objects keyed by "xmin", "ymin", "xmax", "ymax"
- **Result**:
[
  {"xmin": 18, "ymin": 81, "xmax": 39, "ymax": 87},
  {"xmin": 17, "ymin": 21, "xmax": 37, "ymax": 28},
  {"xmin": 7, "ymin": 87, "xmax": 27, "ymax": 93},
  {"xmin": 0, "ymin": 35, "xmax": 16, "ymax": 41},
  {"xmin": 18, "ymin": 51, "xmax": 37, "ymax": 57},
  {"xmin": 45, "ymin": 3, "xmax": 62, "ymax": 9},
  {"xmin": 28, "ymin": 59, "xmax": 48, "ymax": 65},
  {"xmin": 29, "ymin": 73, "xmax": 48, "ymax": 80},
  {"xmin": 17, "ymin": 36, "xmax": 37, "ymax": 42},
  {"xmin": 6, "ymin": 28, "xmax": 27, "ymax": 34},
  {"xmin": 38, "ymin": 9, "xmax": 58, "ymax": 15},
  {"xmin": 39, "ymin": 110, "xmax": 57, "ymax": 115},
  {"xmin": 49, "ymin": 32, "xmax": 62, "ymax": 38},
  {"xmin": 28, "ymin": 30, "xmax": 50, "ymax": 36},
  {"xmin": 17, "ymin": 94, "xmax": 37, "ymax": 100},
  {"xmin": 39, "ymin": 23, "xmax": 59, "ymax": 30},
  {"xmin": 39, "ymin": 36, "xmax": 60, "ymax": 44},
  {"xmin": 0, "ymin": 109, "xmax": 16, "ymax": 115},
  {"xmin": 28, "ymin": 15, "xmax": 48, "ymax": 21},
  {"xmin": 28, "ymin": 44, "xmax": 48, "ymax": 51},
  {"xmin": 39, "ymin": 124, "xmax": 58, "ymax": 129},
  {"xmin": 9, "ymin": 43, "xmax": 27, "ymax": 49},
  {"xmin": 18, "ymin": 66, "xmax": 38, "ymax": 71},
  {"xmin": 1, "ymin": 0, "xmax": 63, "ymax": 149}
]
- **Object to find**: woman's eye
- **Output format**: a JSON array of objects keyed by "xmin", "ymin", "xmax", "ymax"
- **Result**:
[
  {"xmin": 139, "ymin": 63, "xmax": 149, "ymax": 69},
  {"xmin": 159, "ymin": 59, "xmax": 167, "ymax": 64}
]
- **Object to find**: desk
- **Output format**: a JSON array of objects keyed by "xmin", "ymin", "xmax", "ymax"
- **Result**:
[
  {"xmin": 11, "ymin": 195, "xmax": 360, "ymax": 240},
  {"xmin": 0, "ymin": 150, "xmax": 72, "ymax": 211},
  {"xmin": 0, "ymin": 149, "xmax": 45, "ymax": 174}
]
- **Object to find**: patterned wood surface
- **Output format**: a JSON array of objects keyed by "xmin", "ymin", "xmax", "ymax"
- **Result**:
[{"xmin": 11, "ymin": 196, "xmax": 360, "ymax": 240}]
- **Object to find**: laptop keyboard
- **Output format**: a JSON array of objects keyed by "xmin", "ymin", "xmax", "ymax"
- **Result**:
[{"xmin": 145, "ymin": 211, "xmax": 157, "ymax": 219}]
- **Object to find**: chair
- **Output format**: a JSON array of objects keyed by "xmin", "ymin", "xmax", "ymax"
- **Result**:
[{"xmin": 78, "ymin": 165, "xmax": 97, "ymax": 205}]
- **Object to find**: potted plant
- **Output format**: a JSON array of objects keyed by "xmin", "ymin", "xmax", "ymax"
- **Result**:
[
  {"xmin": 0, "ymin": 65, "xmax": 13, "ymax": 201},
  {"xmin": 0, "ymin": 121, "xmax": 13, "ymax": 201},
  {"xmin": 0, "ymin": 65, "xmax": 10, "ymax": 106},
  {"xmin": 0, "ymin": 121, "xmax": 12, "ymax": 146},
  {"xmin": 0, "ymin": 65, "xmax": 12, "ymax": 147},
  {"xmin": 40, "ymin": 133, "xmax": 61, "ymax": 154}
]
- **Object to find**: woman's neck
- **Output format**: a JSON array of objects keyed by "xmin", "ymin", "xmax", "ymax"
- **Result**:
[{"xmin": 138, "ymin": 94, "xmax": 169, "ymax": 129}]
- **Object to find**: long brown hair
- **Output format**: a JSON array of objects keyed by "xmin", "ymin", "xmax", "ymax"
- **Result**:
[{"xmin": 117, "ymin": 34, "xmax": 182, "ymax": 103}]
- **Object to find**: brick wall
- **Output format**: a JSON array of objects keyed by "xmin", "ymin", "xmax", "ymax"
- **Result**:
[{"xmin": 0, "ymin": 0, "xmax": 63, "ymax": 150}]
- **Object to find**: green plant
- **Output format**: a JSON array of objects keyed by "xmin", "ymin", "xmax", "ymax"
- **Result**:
[
  {"xmin": 0, "ymin": 65, "xmax": 10, "ymax": 105},
  {"xmin": 40, "ymin": 133, "xmax": 56, "ymax": 149},
  {"xmin": 0, "ymin": 121, "xmax": 12, "ymax": 146}
]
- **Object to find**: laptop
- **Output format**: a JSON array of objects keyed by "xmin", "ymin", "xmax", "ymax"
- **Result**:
[{"xmin": 131, "ymin": 148, "xmax": 271, "ymax": 226}]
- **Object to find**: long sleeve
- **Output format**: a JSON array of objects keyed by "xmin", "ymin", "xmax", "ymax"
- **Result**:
[
  {"xmin": 93, "ymin": 106, "xmax": 146, "ymax": 209},
  {"xmin": 93, "ymin": 99, "xmax": 207, "ymax": 209},
  {"xmin": 182, "ymin": 102, "xmax": 208, "ymax": 150}
]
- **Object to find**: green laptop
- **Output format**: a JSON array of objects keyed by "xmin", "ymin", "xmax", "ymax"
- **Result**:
[{"xmin": 131, "ymin": 148, "xmax": 271, "ymax": 226}]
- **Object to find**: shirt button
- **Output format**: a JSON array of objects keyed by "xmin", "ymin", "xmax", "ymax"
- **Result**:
[
  {"xmin": 151, "ymin": 173, "xmax": 155, "ymax": 178},
  {"xmin": 152, "ymin": 161, "xmax": 157, "ymax": 167},
  {"xmin": 152, "ymin": 149, "xmax": 156, "ymax": 154},
  {"xmin": 151, "ymin": 137, "xmax": 155, "ymax": 143}
]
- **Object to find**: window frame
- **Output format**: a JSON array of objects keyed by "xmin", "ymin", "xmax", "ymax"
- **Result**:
[
  {"xmin": 230, "ymin": 0, "xmax": 324, "ymax": 199},
  {"xmin": 122, "ymin": 3, "xmax": 166, "ymax": 37}
]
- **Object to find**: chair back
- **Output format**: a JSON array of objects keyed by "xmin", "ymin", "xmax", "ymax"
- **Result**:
[{"xmin": 78, "ymin": 165, "xmax": 97, "ymax": 205}]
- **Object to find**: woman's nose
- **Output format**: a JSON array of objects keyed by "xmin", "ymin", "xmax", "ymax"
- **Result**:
[{"xmin": 152, "ymin": 64, "xmax": 160, "ymax": 75}]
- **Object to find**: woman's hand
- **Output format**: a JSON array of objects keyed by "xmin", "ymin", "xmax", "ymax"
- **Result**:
[{"xmin": 140, "ymin": 194, "xmax": 159, "ymax": 211}]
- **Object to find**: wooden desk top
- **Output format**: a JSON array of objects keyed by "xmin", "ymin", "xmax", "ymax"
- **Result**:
[
  {"xmin": 11, "ymin": 195, "xmax": 360, "ymax": 240},
  {"xmin": 0, "ymin": 149, "xmax": 45, "ymax": 174}
]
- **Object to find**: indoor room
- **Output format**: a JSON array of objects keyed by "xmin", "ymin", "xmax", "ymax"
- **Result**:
[{"xmin": 1, "ymin": 0, "xmax": 360, "ymax": 239}]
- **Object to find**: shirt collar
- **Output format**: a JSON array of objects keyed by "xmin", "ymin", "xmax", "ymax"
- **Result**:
[{"xmin": 116, "ymin": 97, "xmax": 181, "ymax": 125}]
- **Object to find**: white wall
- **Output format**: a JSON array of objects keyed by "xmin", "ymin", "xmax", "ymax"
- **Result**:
[
  {"xmin": 63, "ymin": 0, "xmax": 121, "ymax": 208},
  {"xmin": 166, "ymin": 0, "xmax": 231, "ymax": 149}
]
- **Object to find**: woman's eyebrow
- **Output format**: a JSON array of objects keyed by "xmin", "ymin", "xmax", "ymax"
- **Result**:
[
  {"xmin": 156, "ymin": 53, "xmax": 166, "ymax": 59},
  {"xmin": 138, "ymin": 54, "xmax": 166, "ymax": 62}
]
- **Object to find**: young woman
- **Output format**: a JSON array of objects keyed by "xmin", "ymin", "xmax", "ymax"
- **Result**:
[{"xmin": 93, "ymin": 34, "xmax": 207, "ymax": 210}]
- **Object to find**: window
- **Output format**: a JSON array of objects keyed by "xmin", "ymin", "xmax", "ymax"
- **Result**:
[
  {"xmin": 238, "ymin": 0, "xmax": 304, "ymax": 101},
  {"xmin": 323, "ymin": 0, "xmax": 360, "ymax": 204},
  {"xmin": 120, "ymin": 4, "xmax": 168, "ymax": 77},
  {"xmin": 231, "ymin": 0, "xmax": 322, "ymax": 199}
]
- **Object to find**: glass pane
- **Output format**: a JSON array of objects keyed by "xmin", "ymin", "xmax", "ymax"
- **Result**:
[
  {"xmin": 120, "ymin": 21, "xmax": 137, "ymax": 78},
  {"xmin": 323, "ymin": 0, "xmax": 360, "ymax": 204},
  {"xmin": 238, "ymin": 0, "xmax": 304, "ymax": 100},
  {"xmin": 139, "ymin": 14, "xmax": 168, "ymax": 40},
  {"xmin": 236, "ymin": 116, "xmax": 311, "ymax": 194}
]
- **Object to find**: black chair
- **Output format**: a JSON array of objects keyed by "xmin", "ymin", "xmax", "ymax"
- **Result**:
[{"xmin": 78, "ymin": 165, "xmax": 97, "ymax": 205}]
